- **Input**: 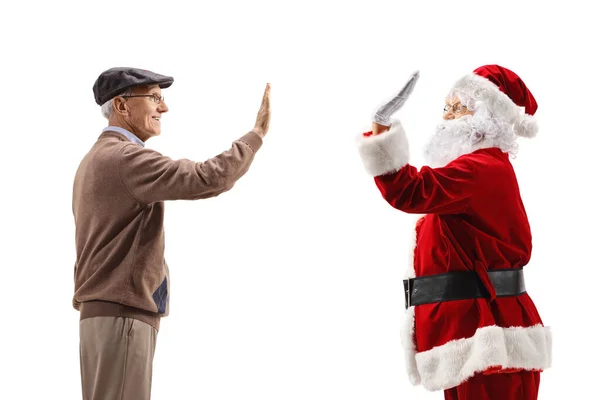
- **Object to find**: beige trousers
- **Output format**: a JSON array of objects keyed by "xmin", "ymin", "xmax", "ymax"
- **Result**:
[{"xmin": 79, "ymin": 316, "xmax": 158, "ymax": 400}]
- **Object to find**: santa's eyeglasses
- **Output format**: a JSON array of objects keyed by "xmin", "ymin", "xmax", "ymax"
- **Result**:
[{"xmin": 443, "ymin": 103, "xmax": 469, "ymax": 114}]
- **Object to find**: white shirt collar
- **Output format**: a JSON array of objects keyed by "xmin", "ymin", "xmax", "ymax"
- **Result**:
[{"xmin": 103, "ymin": 126, "xmax": 145, "ymax": 147}]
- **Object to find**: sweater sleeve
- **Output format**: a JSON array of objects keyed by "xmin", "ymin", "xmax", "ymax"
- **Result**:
[{"xmin": 118, "ymin": 131, "xmax": 262, "ymax": 205}]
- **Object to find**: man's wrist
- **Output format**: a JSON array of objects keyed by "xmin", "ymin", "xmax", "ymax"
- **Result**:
[{"xmin": 252, "ymin": 127, "xmax": 265, "ymax": 138}]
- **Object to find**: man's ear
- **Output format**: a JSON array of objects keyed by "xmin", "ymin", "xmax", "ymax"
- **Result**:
[{"xmin": 113, "ymin": 97, "xmax": 128, "ymax": 116}]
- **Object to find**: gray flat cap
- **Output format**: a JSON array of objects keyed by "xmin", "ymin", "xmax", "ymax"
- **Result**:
[{"xmin": 93, "ymin": 67, "xmax": 174, "ymax": 105}]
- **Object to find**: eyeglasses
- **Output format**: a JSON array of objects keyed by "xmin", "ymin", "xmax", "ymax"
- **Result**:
[
  {"xmin": 443, "ymin": 102, "xmax": 469, "ymax": 114},
  {"xmin": 122, "ymin": 94, "xmax": 165, "ymax": 104}
]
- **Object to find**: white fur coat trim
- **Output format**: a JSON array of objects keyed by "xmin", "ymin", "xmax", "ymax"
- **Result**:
[
  {"xmin": 398, "ymin": 216, "xmax": 424, "ymax": 384},
  {"xmin": 400, "ymin": 307, "xmax": 421, "ymax": 385},
  {"xmin": 405, "ymin": 216, "xmax": 423, "ymax": 279},
  {"xmin": 414, "ymin": 324, "xmax": 552, "ymax": 392},
  {"xmin": 355, "ymin": 119, "xmax": 409, "ymax": 177}
]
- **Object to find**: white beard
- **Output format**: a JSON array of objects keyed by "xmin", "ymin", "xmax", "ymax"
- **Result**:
[{"xmin": 424, "ymin": 110, "xmax": 516, "ymax": 168}]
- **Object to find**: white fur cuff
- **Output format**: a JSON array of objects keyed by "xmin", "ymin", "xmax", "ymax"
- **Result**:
[{"xmin": 355, "ymin": 119, "xmax": 409, "ymax": 176}]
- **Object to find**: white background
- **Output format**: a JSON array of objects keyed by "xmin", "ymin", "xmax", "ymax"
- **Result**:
[{"xmin": 2, "ymin": 0, "xmax": 598, "ymax": 399}]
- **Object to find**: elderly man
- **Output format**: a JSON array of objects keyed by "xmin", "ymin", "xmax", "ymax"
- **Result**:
[
  {"xmin": 72, "ymin": 67, "xmax": 270, "ymax": 400},
  {"xmin": 356, "ymin": 65, "xmax": 552, "ymax": 399}
]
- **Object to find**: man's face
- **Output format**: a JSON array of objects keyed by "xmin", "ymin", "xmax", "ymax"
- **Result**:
[
  {"xmin": 116, "ymin": 84, "xmax": 169, "ymax": 141},
  {"xmin": 443, "ymin": 96, "xmax": 473, "ymax": 120}
]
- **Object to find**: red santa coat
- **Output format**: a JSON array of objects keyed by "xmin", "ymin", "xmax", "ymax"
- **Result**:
[{"xmin": 357, "ymin": 120, "xmax": 552, "ymax": 392}]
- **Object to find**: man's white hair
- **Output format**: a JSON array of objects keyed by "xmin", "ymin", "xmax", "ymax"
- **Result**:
[{"xmin": 100, "ymin": 88, "xmax": 134, "ymax": 119}]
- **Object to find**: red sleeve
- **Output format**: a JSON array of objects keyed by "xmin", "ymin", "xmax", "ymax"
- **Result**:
[{"xmin": 374, "ymin": 155, "xmax": 477, "ymax": 214}]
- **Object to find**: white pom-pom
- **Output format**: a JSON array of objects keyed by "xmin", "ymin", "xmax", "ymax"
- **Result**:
[{"xmin": 514, "ymin": 114, "xmax": 538, "ymax": 138}]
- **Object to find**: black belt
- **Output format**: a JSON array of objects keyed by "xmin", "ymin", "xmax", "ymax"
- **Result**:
[{"xmin": 403, "ymin": 268, "xmax": 526, "ymax": 309}]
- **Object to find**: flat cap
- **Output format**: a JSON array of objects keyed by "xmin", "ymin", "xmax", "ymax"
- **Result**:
[{"xmin": 93, "ymin": 67, "xmax": 174, "ymax": 105}]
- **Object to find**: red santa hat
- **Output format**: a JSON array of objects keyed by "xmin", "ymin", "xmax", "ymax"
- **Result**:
[{"xmin": 450, "ymin": 65, "xmax": 538, "ymax": 138}]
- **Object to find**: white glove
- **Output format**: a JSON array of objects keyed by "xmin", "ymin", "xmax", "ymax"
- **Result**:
[{"xmin": 372, "ymin": 71, "xmax": 420, "ymax": 127}]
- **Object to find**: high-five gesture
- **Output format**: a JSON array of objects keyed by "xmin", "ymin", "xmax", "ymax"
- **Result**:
[
  {"xmin": 253, "ymin": 83, "xmax": 271, "ymax": 138},
  {"xmin": 372, "ymin": 71, "xmax": 419, "ymax": 135}
]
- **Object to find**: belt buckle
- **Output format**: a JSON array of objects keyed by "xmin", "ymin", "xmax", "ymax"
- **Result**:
[{"xmin": 403, "ymin": 278, "xmax": 413, "ymax": 309}]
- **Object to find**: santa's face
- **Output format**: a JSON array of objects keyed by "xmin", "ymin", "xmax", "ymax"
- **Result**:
[
  {"xmin": 424, "ymin": 98, "xmax": 514, "ymax": 168},
  {"xmin": 424, "ymin": 96, "xmax": 478, "ymax": 168}
]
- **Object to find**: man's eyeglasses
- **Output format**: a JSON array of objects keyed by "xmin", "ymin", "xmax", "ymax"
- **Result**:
[{"xmin": 122, "ymin": 94, "xmax": 165, "ymax": 104}]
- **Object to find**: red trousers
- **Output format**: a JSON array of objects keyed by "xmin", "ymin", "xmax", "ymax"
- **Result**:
[{"xmin": 444, "ymin": 371, "xmax": 540, "ymax": 400}]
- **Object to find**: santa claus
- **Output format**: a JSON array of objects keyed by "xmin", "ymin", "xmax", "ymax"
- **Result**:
[{"xmin": 356, "ymin": 65, "xmax": 552, "ymax": 399}]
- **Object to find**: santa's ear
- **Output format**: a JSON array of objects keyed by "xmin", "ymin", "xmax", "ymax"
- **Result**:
[{"xmin": 469, "ymin": 130, "xmax": 484, "ymax": 145}]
